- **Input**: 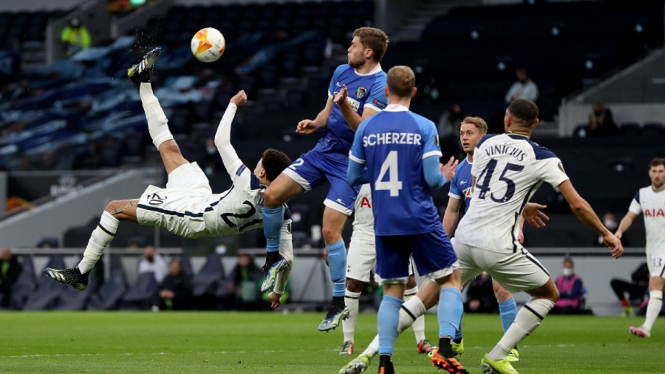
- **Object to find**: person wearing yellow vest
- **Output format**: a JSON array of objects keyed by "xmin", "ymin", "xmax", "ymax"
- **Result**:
[{"xmin": 61, "ymin": 18, "xmax": 91, "ymax": 57}]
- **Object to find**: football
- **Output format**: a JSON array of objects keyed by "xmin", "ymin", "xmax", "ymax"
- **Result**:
[{"xmin": 190, "ymin": 27, "xmax": 225, "ymax": 63}]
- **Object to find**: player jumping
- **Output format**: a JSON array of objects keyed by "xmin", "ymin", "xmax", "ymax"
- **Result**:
[
  {"xmin": 615, "ymin": 158, "xmax": 665, "ymax": 338},
  {"xmin": 260, "ymin": 27, "xmax": 389, "ymax": 331},
  {"xmin": 44, "ymin": 48, "xmax": 294, "ymax": 301}
]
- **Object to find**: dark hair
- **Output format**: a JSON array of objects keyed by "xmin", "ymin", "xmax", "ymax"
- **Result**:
[
  {"xmin": 649, "ymin": 158, "xmax": 665, "ymax": 169},
  {"xmin": 353, "ymin": 27, "xmax": 389, "ymax": 62},
  {"xmin": 262, "ymin": 149, "xmax": 291, "ymax": 182},
  {"xmin": 387, "ymin": 66, "xmax": 415, "ymax": 98},
  {"xmin": 507, "ymin": 99, "xmax": 539, "ymax": 127}
]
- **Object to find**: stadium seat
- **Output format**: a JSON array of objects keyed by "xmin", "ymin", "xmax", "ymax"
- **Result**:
[
  {"xmin": 642, "ymin": 122, "xmax": 663, "ymax": 137},
  {"xmin": 8, "ymin": 255, "xmax": 36, "ymax": 310},
  {"xmin": 619, "ymin": 122, "xmax": 641, "ymax": 136},
  {"xmin": 23, "ymin": 255, "xmax": 69, "ymax": 310},
  {"xmin": 87, "ymin": 271, "xmax": 128, "ymax": 310},
  {"xmin": 54, "ymin": 273, "xmax": 98, "ymax": 310},
  {"xmin": 192, "ymin": 254, "xmax": 226, "ymax": 297},
  {"xmin": 120, "ymin": 272, "xmax": 158, "ymax": 310}
]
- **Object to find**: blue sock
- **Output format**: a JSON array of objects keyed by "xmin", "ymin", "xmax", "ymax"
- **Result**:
[
  {"xmin": 378, "ymin": 295, "xmax": 403, "ymax": 355},
  {"xmin": 438, "ymin": 287, "xmax": 463, "ymax": 338},
  {"xmin": 498, "ymin": 298, "xmax": 517, "ymax": 333},
  {"xmin": 327, "ymin": 240, "xmax": 347, "ymax": 297},
  {"xmin": 262, "ymin": 206, "xmax": 283, "ymax": 253},
  {"xmin": 454, "ymin": 319, "xmax": 463, "ymax": 341}
]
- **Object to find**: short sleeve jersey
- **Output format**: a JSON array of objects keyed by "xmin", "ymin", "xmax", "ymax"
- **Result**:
[
  {"xmin": 628, "ymin": 186, "xmax": 665, "ymax": 255},
  {"xmin": 351, "ymin": 184, "xmax": 375, "ymax": 242},
  {"xmin": 314, "ymin": 64, "xmax": 387, "ymax": 159},
  {"xmin": 349, "ymin": 105, "xmax": 442, "ymax": 236},
  {"xmin": 448, "ymin": 158, "xmax": 473, "ymax": 212},
  {"xmin": 454, "ymin": 133, "xmax": 569, "ymax": 252}
]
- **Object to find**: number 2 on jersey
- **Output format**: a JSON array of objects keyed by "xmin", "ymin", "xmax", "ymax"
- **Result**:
[
  {"xmin": 475, "ymin": 159, "xmax": 524, "ymax": 203},
  {"xmin": 375, "ymin": 151, "xmax": 403, "ymax": 196}
]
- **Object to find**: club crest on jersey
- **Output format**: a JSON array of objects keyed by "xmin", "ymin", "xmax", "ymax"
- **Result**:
[{"xmin": 356, "ymin": 86, "xmax": 368, "ymax": 99}]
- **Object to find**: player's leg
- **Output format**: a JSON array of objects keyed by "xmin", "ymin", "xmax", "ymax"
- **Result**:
[
  {"xmin": 493, "ymin": 280, "xmax": 520, "ymax": 362},
  {"xmin": 44, "ymin": 198, "xmax": 138, "ymax": 290},
  {"xmin": 482, "ymin": 250, "xmax": 557, "ymax": 372},
  {"xmin": 341, "ymin": 278, "xmax": 364, "ymax": 353},
  {"xmin": 341, "ymin": 238, "xmax": 374, "ymax": 354},
  {"xmin": 631, "ymin": 271, "xmax": 665, "ymax": 338},
  {"xmin": 611, "ymin": 278, "xmax": 637, "ymax": 316},
  {"xmin": 407, "ymin": 266, "xmax": 433, "ymax": 354}
]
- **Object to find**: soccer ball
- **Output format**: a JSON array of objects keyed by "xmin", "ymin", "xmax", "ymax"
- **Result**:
[{"xmin": 190, "ymin": 27, "xmax": 226, "ymax": 63}]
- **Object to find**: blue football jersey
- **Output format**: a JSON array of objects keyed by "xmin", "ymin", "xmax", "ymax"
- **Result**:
[
  {"xmin": 448, "ymin": 159, "xmax": 473, "ymax": 212},
  {"xmin": 314, "ymin": 64, "xmax": 387, "ymax": 158},
  {"xmin": 350, "ymin": 105, "xmax": 442, "ymax": 236}
]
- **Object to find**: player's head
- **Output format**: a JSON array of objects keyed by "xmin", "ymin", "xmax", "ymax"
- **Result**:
[
  {"xmin": 255, "ymin": 149, "xmax": 292, "ymax": 184},
  {"xmin": 505, "ymin": 99, "xmax": 539, "ymax": 132},
  {"xmin": 516, "ymin": 67, "xmax": 528, "ymax": 83},
  {"xmin": 459, "ymin": 117, "xmax": 487, "ymax": 155},
  {"xmin": 648, "ymin": 158, "xmax": 665, "ymax": 188},
  {"xmin": 385, "ymin": 66, "xmax": 416, "ymax": 101},
  {"xmin": 348, "ymin": 27, "xmax": 389, "ymax": 68}
]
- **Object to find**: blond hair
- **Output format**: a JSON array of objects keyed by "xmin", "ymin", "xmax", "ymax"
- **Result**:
[
  {"xmin": 386, "ymin": 66, "xmax": 415, "ymax": 99},
  {"xmin": 461, "ymin": 117, "xmax": 488, "ymax": 134}
]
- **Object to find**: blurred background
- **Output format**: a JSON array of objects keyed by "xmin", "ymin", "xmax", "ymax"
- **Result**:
[{"xmin": 0, "ymin": 0, "xmax": 663, "ymax": 317}]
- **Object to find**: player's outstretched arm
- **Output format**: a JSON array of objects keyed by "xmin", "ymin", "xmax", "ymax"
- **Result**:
[
  {"xmin": 347, "ymin": 159, "xmax": 369, "ymax": 186},
  {"xmin": 442, "ymin": 197, "xmax": 461, "ymax": 237},
  {"xmin": 214, "ymin": 90, "xmax": 247, "ymax": 175},
  {"xmin": 559, "ymin": 180, "xmax": 623, "ymax": 258},
  {"xmin": 296, "ymin": 98, "xmax": 333, "ymax": 135},
  {"xmin": 615, "ymin": 212, "xmax": 636, "ymax": 240}
]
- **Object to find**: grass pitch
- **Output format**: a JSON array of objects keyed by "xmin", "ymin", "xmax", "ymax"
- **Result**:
[{"xmin": 0, "ymin": 312, "xmax": 662, "ymax": 373}]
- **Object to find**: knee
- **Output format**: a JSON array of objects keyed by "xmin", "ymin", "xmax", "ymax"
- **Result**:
[
  {"xmin": 263, "ymin": 187, "xmax": 282, "ymax": 208},
  {"xmin": 548, "ymin": 288, "xmax": 560, "ymax": 303},
  {"xmin": 494, "ymin": 288, "xmax": 513, "ymax": 302},
  {"xmin": 346, "ymin": 278, "xmax": 364, "ymax": 293},
  {"xmin": 322, "ymin": 225, "xmax": 341, "ymax": 244}
]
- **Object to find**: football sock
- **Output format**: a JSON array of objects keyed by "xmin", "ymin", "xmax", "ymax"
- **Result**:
[
  {"xmin": 620, "ymin": 298, "xmax": 630, "ymax": 308},
  {"xmin": 265, "ymin": 251, "xmax": 281, "ymax": 266},
  {"xmin": 378, "ymin": 295, "xmax": 402, "ymax": 355},
  {"xmin": 262, "ymin": 206, "xmax": 284, "ymax": 253},
  {"xmin": 365, "ymin": 295, "xmax": 426, "ymax": 356},
  {"xmin": 405, "ymin": 286, "xmax": 426, "ymax": 343},
  {"xmin": 438, "ymin": 335, "xmax": 454, "ymax": 358},
  {"xmin": 140, "ymin": 83, "xmax": 173, "ymax": 150},
  {"xmin": 327, "ymin": 240, "xmax": 347, "ymax": 298},
  {"xmin": 498, "ymin": 297, "xmax": 518, "ymax": 333},
  {"xmin": 78, "ymin": 211, "xmax": 119, "ymax": 274},
  {"xmin": 644, "ymin": 290, "xmax": 663, "ymax": 332},
  {"xmin": 438, "ymin": 287, "xmax": 463, "ymax": 338},
  {"xmin": 454, "ymin": 320, "xmax": 463, "ymax": 343},
  {"xmin": 343, "ymin": 290, "xmax": 361, "ymax": 343},
  {"xmin": 488, "ymin": 297, "xmax": 554, "ymax": 361}
]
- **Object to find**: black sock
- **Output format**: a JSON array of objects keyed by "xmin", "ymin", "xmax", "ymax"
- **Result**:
[
  {"xmin": 265, "ymin": 251, "xmax": 281, "ymax": 266},
  {"xmin": 438, "ymin": 335, "xmax": 454, "ymax": 358},
  {"xmin": 453, "ymin": 337, "xmax": 462, "ymax": 344},
  {"xmin": 379, "ymin": 354, "xmax": 392, "ymax": 367},
  {"xmin": 332, "ymin": 296, "xmax": 345, "ymax": 308}
]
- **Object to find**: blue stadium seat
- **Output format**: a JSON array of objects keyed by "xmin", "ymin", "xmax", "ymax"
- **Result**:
[
  {"xmin": 619, "ymin": 122, "xmax": 641, "ymax": 137},
  {"xmin": 642, "ymin": 122, "xmax": 663, "ymax": 137},
  {"xmin": 8, "ymin": 255, "xmax": 36, "ymax": 310},
  {"xmin": 192, "ymin": 255, "xmax": 226, "ymax": 297},
  {"xmin": 54, "ymin": 273, "xmax": 98, "ymax": 310},
  {"xmin": 120, "ymin": 272, "xmax": 158, "ymax": 310},
  {"xmin": 87, "ymin": 271, "xmax": 128, "ymax": 310},
  {"xmin": 23, "ymin": 255, "xmax": 68, "ymax": 310}
]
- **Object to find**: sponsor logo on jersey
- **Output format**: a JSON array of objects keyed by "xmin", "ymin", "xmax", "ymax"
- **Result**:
[
  {"xmin": 236, "ymin": 164, "xmax": 247, "ymax": 176},
  {"xmin": 372, "ymin": 98, "xmax": 387, "ymax": 109},
  {"xmin": 644, "ymin": 208, "xmax": 665, "ymax": 217},
  {"xmin": 360, "ymin": 196, "xmax": 371, "ymax": 208},
  {"xmin": 347, "ymin": 97, "xmax": 360, "ymax": 111},
  {"xmin": 336, "ymin": 81, "xmax": 341, "ymax": 87},
  {"xmin": 356, "ymin": 85, "xmax": 368, "ymax": 99}
]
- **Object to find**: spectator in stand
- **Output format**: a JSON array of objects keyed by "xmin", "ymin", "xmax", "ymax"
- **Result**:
[
  {"xmin": 505, "ymin": 67, "xmax": 538, "ymax": 103},
  {"xmin": 0, "ymin": 247, "xmax": 22, "ymax": 308},
  {"xmin": 437, "ymin": 103, "xmax": 465, "ymax": 136},
  {"xmin": 464, "ymin": 272, "xmax": 499, "ymax": 313},
  {"xmin": 551, "ymin": 258, "xmax": 589, "ymax": 314},
  {"xmin": 610, "ymin": 262, "xmax": 649, "ymax": 317},
  {"xmin": 230, "ymin": 253, "xmax": 264, "ymax": 310},
  {"xmin": 594, "ymin": 213, "xmax": 624, "ymax": 246},
  {"xmin": 587, "ymin": 102, "xmax": 618, "ymax": 136},
  {"xmin": 61, "ymin": 17, "xmax": 91, "ymax": 58},
  {"xmin": 152, "ymin": 260, "xmax": 192, "ymax": 311},
  {"xmin": 138, "ymin": 246, "xmax": 169, "ymax": 283}
]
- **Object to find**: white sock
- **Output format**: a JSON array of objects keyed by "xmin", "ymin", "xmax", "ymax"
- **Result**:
[
  {"xmin": 405, "ymin": 286, "xmax": 426, "ymax": 343},
  {"xmin": 343, "ymin": 290, "xmax": 361, "ymax": 343},
  {"xmin": 140, "ymin": 83, "xmax": 173, "ymax": 150},
  {"xmin": 488, "ymin": 297, "xmax": 554, "ymax": 361},
  {"xmin": 644, "ymin": 290, "xmax": 663, "ymax": 332},
  {"xmin": 78, "ymin": 211, "xmax": 119, "ymax": 274},
  {"xmin": 364, "ymin": 295, "xmax": 427, "ymax": 356}
]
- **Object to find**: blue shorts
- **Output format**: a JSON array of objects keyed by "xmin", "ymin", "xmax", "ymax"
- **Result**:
[
  {"xmin": 375, "ymin": 225, "xmax": 458, "ymax": 281},
  {"xmin": 282, "ymin": 149, "xmax": 360, "ymax": 216}
]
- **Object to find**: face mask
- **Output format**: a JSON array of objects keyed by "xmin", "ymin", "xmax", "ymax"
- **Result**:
[
  {"xmin": 562, "ymin": 268, "xmax": 573, "ymax": 277},
  {"xmin": 604, "ymin": 219, "xmax": 617, "ymax": 230},
  {"xmin": 207, "ymin": 147, "xmax": 217, "ymax": 155}
]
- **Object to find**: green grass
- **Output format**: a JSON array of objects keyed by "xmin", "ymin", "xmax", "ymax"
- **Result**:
[{"xmin": 0, "ymin": 312, "xmax": 662, "ymax": 373}]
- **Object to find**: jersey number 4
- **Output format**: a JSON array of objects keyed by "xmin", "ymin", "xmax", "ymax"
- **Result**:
[
  {"xmin": 375, "ymin": 151, "xmax": 403, "ymax": 196},
  {"xmin": 476, "ymin": 159, "xmax": 524, "ymax": 203}
]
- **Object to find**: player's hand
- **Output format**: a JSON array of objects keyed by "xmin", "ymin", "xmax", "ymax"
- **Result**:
[
  {"xmin": 230, "ymin": 90, "xmax": 247, "ymax": 107},
  {"xmin": 440, "ymin": 157, "xmax": 458, "ymax": 182},
  {"xmin": 523, "ymin": 203, "xmax": 549, "ymax": 228},
  {"xmin": 615, "ymin": 230, "xmax": 623, "ymax": 240},
  {"xmin": 296, "ymin": 119, "xmax": 319, "ymax": 135},
  {"xmin": 518, "ymin": 230, "xmax": 525, "ymax": 244},
  {"xmin": 323, "ymin": 247, "xmax": 329, "ymax": 266},
  {"xmin": 333, "ymin": 84, "xmax": 348, "ymax": 105},
  {"xmin": 603, "ymin": 232, "xmax": 624, "ymax": 259},
  {"xmin": 268, "ymin": 292, "xmax": 282, "ymax": 309}
]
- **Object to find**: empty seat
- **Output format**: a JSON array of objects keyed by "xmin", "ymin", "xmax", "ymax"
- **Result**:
[
  {"xmin": 54, "ymin": 273, "xmax": 98, "ymax": 310},
  {"xmin": 8, "ymin": 255, "xmax": 36, "ymax": 310},
  {"xmin": 87, "ymin": 271, "xmax": 128, "ymax": 310},
  {"xmin": 120, "ymin": 272, "xmax": 158, "ymax": 310},
  {"xmin": 619, "ymin": 122, "xmax": 641, "ymax": 137},
  {"xmin": 23, "ymin": 255, "xmax": 68, "ymax": 310},
  {"xmin": 642, "ymin": 122, "xmax": 663, "ymax": 136},
  {"xmin": 192, "ymin": 254, "xmax": 225, "ymax": 297}
]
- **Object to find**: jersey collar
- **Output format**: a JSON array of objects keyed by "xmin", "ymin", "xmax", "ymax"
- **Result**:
[
  {"xmin": 384, "ymin": 104, "xmax": 408, "ymax": 112},
  {"xmin": 354, "ymin": 63, "xmax": 382, "ymax": 76}
]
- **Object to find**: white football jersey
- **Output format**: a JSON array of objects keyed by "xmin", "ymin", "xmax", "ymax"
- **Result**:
[
  {"xmin": 351, "ymin": 184, "xmax": 375, "ymax": 243},
  {"xmin": 628, "ymin": 186, "xmax": 665, "ymax": 255},
  {"xmin": 455, "ymin": 133, "xmax": 569, "ymax": 253}
]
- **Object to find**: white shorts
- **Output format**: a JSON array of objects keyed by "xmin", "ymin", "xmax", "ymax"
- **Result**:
[
  {"xmin": 452, "ymin": 237, "xmax": 550, "ymax": 293},
  {"xmin": 136, "ymin": 163, "xmax": 213, "ymax": 238},
  {"xmin": 647, "ymin": 252, "xmax": 665, "ymax": 279},
  {"xmin": 346, "ymin": 235, "xmax": 415, "ymax": 283}
]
